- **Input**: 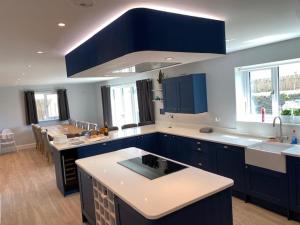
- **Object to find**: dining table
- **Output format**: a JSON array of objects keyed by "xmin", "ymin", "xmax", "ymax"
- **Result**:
[{"xmin": 44, "ymin": 124, "xmax": 84, "ymax": 140}]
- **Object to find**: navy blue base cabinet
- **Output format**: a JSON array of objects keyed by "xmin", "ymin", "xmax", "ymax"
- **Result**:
[
  {"xmin": 78, "ymin": 167, "xmax": 96, "ymax": 225},
  {"xmin": 214, "ymin": 143, "xmax": 246, "ymax": 195},
  {"xmin": 287, "ymin": 156, "xmax": 300, "ymax": 220},
  {"xmin": 115, "ymin": 188, "xmax": 233, "ymax": 225},
  {"xmin": 245, "ymin": 165, "xmax": 288, "ymax": 216}
]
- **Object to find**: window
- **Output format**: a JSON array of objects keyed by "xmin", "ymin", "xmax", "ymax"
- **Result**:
[
  {"xmin": 236, "ymin": 60, "xmax": 300, "ymax": 123},
  {"xmin": 35, "ymin": 92, "xmax": 59, "ymax": 121},
  {"xmin": 110, "ymin": 83, "xmax": 139, "ymax": 127}
]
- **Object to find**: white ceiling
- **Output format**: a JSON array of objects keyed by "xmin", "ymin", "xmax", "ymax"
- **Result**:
[{"xmin": 1, "ymin": 0, "xmax": 300, "ymax": 86}]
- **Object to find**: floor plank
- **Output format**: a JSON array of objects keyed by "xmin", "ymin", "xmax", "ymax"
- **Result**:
[{"xmin": 0, "ymin": 149, "xmax": 299, "ymax": 225}]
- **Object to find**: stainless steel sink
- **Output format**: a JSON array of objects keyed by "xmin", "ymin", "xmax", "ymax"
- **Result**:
[{"xmin": 246, "ymin": 142, "xmax": 292, "ymax": 173}]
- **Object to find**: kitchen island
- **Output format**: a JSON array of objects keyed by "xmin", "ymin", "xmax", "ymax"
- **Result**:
[{"xmin": 76, "ymin": 147, "xmax": 234, "ymax": 225}]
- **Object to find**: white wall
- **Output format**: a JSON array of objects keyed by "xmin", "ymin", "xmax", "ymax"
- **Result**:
[
  {"xmin": 0, "ymin": 82, "xmax": 100, "ymax": 146},
  {"xmin": 100, "ymin": 37, "xmax": 300, "ymax": 138}
]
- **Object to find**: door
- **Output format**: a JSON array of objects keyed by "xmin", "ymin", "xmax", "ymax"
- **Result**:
[{"xmin": 163, "ymin": 78, "xmax": 179, "ymax": 113}]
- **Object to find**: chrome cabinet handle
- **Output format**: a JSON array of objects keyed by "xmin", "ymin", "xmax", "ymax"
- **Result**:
[
  {"xmin": 102, "ymin": 143, "xmax": 107, "ymax": 146},
  {"xmin": 164, "ymin": 134, "xmax": 167, "ymax": 137},
  {"xmin": 198, "ymin": 163, "xmax": 203, "ymax": 167},
  {"xmin": 197, "ymin": 148, "xmax": 202, "ymax": 152},
  {"xmin": 197, "ymin": 142, "xmax": 201, "ymax": 145},
  {"xmin": 223, "ymin": 145, "xmax": 228, "ymax": 149}
]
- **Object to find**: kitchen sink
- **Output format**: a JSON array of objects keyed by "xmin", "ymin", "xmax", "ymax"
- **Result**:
[{"xmin": 246, "ymin": 142, "xmax": 292, "ymax": 173}]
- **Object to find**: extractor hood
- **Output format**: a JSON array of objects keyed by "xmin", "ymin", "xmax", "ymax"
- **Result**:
[{"xmin": 65, "ymin": 8, "xmax": 226, "ymax": 78}]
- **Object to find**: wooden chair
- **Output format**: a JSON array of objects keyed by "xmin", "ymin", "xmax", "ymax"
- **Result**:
[
  {"xmin": 121, "ymin": 123, "xmax": 138, "ymax": 129},
  {"xmin": 41, "ymin": 130, "xmax": 52, "ymax": 163}
]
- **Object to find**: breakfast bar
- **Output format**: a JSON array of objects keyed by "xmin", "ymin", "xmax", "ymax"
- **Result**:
[{"xmin": 76, "ymin": 148, "xmax": 234, "ymax": 225}]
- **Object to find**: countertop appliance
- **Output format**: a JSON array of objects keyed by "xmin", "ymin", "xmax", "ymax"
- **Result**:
[{"xmin": 118, "ymin": 154, "xmax": 187, "ymax": 180}]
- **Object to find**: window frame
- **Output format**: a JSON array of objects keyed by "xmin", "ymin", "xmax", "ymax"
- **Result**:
[
  {"xmin": 236, "ymin": 59, "xmax": 300, "ymax": 124},
  {"xmin": 34, "ymin": 91, "xmax": 59, "ymax": 122},
  {"xmin": 110, "ymin": 83, "xmax": 139, "ymax": 127}
]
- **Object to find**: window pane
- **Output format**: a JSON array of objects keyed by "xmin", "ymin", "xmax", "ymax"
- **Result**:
[
  {"xmin": 110, "ymin": 84, "xmax": 139, "ymax": 127},
  {"xmin": 35, "ymin": 92, "xmax": 59, "ymax": 121},
  {"xmin": 279, "ymin": 62, "xmax": 300, "ymax": 113},
  {"xmin": 35, "ymin": 93, "xmax": 47, "ymax": 121},
  {"xmin": 46, "ymin": 94, "xmax": 59, "ymax": 119},
  {"xmin": 250, "ymin": 69, "xmax": 273, "ymax": 114}
]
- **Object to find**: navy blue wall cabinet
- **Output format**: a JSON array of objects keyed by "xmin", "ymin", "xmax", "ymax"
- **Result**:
[
  {"xmin": 65, "ymin": 8, "xmax": 225, "ymax": 77},
  {"xmin": 78, "ymin": 167, "xmax": 96, "ymax": 225},
  {"xmin": 287, "ymin": 156, "xmax": 300, "ymax": 218},
  {"xmin": 214, "ymin": 143, "xmax": 246, "ymax": 194},
  {"xmin": 163, "ymin": 74, "xmax": 207, "ymax": 114},
  {"xmin": 245, "ymin": 165, "xmax": 288, "ymax": 213},
  {"xmin": 115, "ymin": 189, "xmax": 232, "ymax": 225}
]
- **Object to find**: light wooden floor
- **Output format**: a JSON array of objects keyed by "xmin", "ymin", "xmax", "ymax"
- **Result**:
[{"xmin": 0, "ymin": 149, "xmax": 300, "ymax": 225}]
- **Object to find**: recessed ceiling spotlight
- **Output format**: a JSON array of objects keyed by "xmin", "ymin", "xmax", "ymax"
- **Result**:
[
  {"xmin": 27, "ymin": 65, "xmax": 31, "ymax": 68},
  {"xmin": 58, "ymin": 23, "xmax": 66, "ymax": 27},
  {"xmin": 36, "ymin": 51, "xmax": 44, "ymax": 54},
  {"xmin": 70, "ymin": 0, "xmax": 94, "ymax": 7},
  {"xmin": 165, "ymin": 57, "xmax": 174, "ymax": 61},
  {"xmin": 17, "ymin": 78, "xmax": 21, "ymax": 81},
  {"xmin": 22, "ymin": 72, "xmax": 25, "ymax": 76}
]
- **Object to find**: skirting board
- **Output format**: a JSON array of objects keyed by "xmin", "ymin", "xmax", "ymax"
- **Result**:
[{"xmin": 17, "ymin": 143, "xmax": 35, "ymax": 151}]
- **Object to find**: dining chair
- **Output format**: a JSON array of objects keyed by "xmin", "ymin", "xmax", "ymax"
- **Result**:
[
  {"xmin": 88, "ymin": 123, "xmax": 98, "ymax": 130},
  {"xmin": 108, "ymin": 126, "xmax": 119, "ymax": 131},
  {"xmin": 31, "ymin": 124, "xmax": 39, "ymax": 150},
  {"xmin": 41, "ymin": 130, "xmax": 52, "ymax": 163},
  {"xmin": 36, "ymin": 127, "xmax": 44, "ymax": 154},
  {"xmin": 121, "ymin": 123, "xmax": 138, "ymax": 129},
  {"xmin": 138, "ymin": 121, "xmax": 155, "ymax": 126}
]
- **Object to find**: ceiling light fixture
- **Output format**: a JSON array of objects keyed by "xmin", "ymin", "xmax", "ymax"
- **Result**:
[
  {"xmin": 58, "ymin": 23, "xmax": 66, "ymax": 27},
  {"xmin": 65, "ymin": 6, "xmax": 223, "ymax": 54},
  {"xmin": 27, "ymin": 65, "xmax": 31, "ymax": 68},
  {"xmin": 36, "ymin": 51, "xmax": 44, "ymax": 54}
]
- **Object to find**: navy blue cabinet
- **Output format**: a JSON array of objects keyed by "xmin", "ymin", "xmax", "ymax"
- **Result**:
[
  {"xmin": 78, "ymin": 167, "xmax": 96, "ymax": 225},
  {"xmin": 163, "ymin": 74, "xmax": 207, "ymax": 114},
  {"xmin": 246, "ymin": 165, "xmax": 288, "ymax": 210},
  {"xmin": 158, "ymin": 133, "xmax": 180, "ymax": 160},
  {"xmin": 287, "ymin": 156, "xmax": 300, "ymax": 214},
  {"xmin": 214, "ymin": 143, "xmax": 246, "ymax": 193},
  {"xmin": 78, "ymin": 139, "xmax": 124, "ymax": 158},
  {"xmin": 115, "ymin": 189, "xmax": 232, "ymax": 225}
]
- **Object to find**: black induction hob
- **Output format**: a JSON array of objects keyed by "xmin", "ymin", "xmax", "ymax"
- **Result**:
[{"xmin": 118, "ymin": 154, "xmax": 187, "ymax": 180}]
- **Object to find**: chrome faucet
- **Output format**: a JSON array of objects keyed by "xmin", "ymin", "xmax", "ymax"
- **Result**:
[{"xmin": 272, "ymin": 116, "xmax": 284, "ymax": 143}]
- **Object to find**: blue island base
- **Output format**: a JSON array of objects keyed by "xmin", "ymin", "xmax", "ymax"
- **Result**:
[{"xmin": 114, "ymin": 188, "xmax": 233, "ymax": 225}]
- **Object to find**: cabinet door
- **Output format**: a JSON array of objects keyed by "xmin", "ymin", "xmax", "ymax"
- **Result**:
[
  {"xmin": 136, "ymin": 133, "xmax": 158, "ymax": 153},
  {"xmin": 163, "ymin": 78, "xmax": 179, "ymax": 113},
  {"xmin": 246, "ymin": 165, "xmax": 288, "ymax": 208},
  {"xmin": 215, "ymin": 144, "xmax": 246, "ymax": 193},
  {"xmin": 287, "ymin": 156, "xmax": 300, "ymax": 212},
  {"xmin": 158, "ymin": 133, "xmax": 178, "ymax": 159},
  {"xmin": 178, "ymin": 76, "xmax": 195, "ymax": 113},
  {"xmin": 78, "ymin": 168, "xmax": 96, "ymax": 225}
]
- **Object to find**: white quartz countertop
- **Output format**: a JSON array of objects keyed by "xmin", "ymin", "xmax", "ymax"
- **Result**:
[
  {"xmin": 75, "ymin": 148, "xmax": 234, "ymax": 220},
  {"xmin": 282, "ymin": 145, "xmax": 300, "ymax": 158},
  {"xmin": 51, "ymin": 124, "xmax": 264, "ymax": 151}
]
